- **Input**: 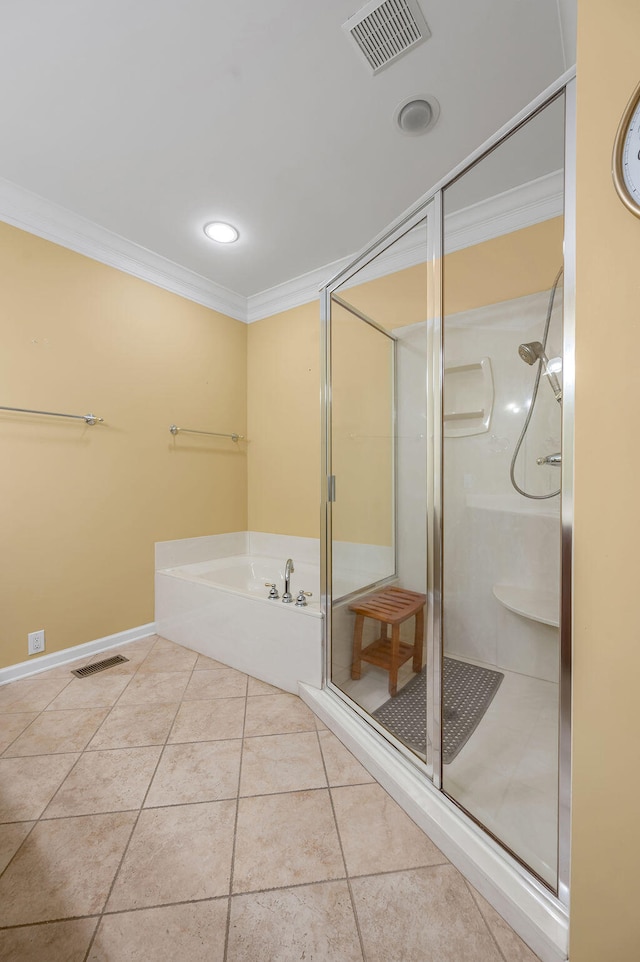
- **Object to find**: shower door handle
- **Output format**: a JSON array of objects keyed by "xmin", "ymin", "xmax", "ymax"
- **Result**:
[{"xmin": 327, "ymin": 476, "xmax": 336, "ymax": 502}]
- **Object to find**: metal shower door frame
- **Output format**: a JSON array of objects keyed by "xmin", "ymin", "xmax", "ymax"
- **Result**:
[
  {"xmin": 320, "ymin": 205, "xmax": 434, "ymax": 769},
  {"xmin": 433, "ymin": 81, "xmax": 574, "ymax": 903},
  {"xmin": 320, "ymin": 66, "xmax": 575, "ymax": 907}
]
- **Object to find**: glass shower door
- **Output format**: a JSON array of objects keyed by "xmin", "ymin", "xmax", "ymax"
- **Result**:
[
  {"xmin": 326, "ymin": 218, "xmax": 431, "ymax": 766},
  {"xmin": 439, "ymin": 93, "xmax": 565, "ymax": 889}
]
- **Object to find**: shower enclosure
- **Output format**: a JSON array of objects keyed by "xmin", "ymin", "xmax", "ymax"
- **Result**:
[{"xmin": 320, "ymin": 75, "xmax": 573, "ymax": 913}]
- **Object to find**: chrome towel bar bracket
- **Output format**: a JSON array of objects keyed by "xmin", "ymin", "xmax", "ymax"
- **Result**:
[{"xmin": 169, "ymin": 425, "xmax": 244, "ymax": 442}]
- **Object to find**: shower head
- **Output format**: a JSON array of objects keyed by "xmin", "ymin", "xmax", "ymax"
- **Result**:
[
  {"xmin": 518, "ymin": 341, "xmax": 545, "ymax": 365},
  {"xmin": 517, "ymin": 341, "xmax": 562, "ymax": 403}
]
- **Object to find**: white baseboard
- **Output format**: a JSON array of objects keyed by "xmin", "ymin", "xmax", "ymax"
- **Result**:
[
  {"xmin": 299, "ymin": 683, "xmax": 569, "ymax": 962},
  {"xmin": 0, "ymin": 623, "xmax": 157, "ymax": 686}
]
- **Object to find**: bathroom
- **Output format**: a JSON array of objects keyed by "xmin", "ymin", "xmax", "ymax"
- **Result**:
[{"xmin": 0, "ymin": 1, "xmax": 639, "ymax": 961}]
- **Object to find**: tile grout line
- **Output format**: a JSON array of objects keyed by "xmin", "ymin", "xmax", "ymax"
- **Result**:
[
  {"xmin": 0, "ymin": 642, "xmax": 162, "ymax": 922},
  {"xmin": 1, "ymin": 774, "xmax": 382, "ymax": 834},
  {"xmin": 0, "ymin": 915, "xmax": 102, "ymax": 934},
  {"xmin": 0, "ymin": 709, "xmax": 126, "ymax": 761},
  {"xmin": 0, "ymin": 671, "xmax": 86, "ymax": 884},
  {"xmin": 81, "ymin": 638, "xmax": 199, "ymax": 962},
  {"xmin": 0, "ymin": 728, "xmax": 321, "ymax": 764},
  {"xmin": 463, "ymin": 878, "xmax": 512, "ymax": 962},
  {"xmin": 40, "ymin": 647, "xmax": 150, "ymax": 729},
  {"xmin": 0, "ymin": 714, "xmax": 40, "ymax": 754},
  {"xmin": 0, "ymin": 642, "xmax": 235, "ymax": 938},
  {"xmin": 0, "ymin": 645, "xmax": 473, "ymax": 958},
  {"xmin": 0, "ymin": 669, "xmax": 79, "ymax": 754},
  {"xmin": 0, "ymin": 821, "xmax": 39, "ymax": 886},
  {"xmin": 1, "ymin": 692, "xmax": 315, "ymax": 725},
  {"xmin": 0, "ymin": 658, "xmax": 132, "ymax": 887},
  {"xmin": 315, "ymin": 727, "xmax": 456, "ymax": 957},
  {"xmin": 0, "ymin": 640, "xmax": 167, "ymax": 911},
  {"xmin": 222, "ymin": 674, "xmax": 249, "ymax": 962},
  {"xmin": 0, "ymin": 897, "xmax": 226, "ymax": 931},
  {"xmin": 314, "ymin": 726, "xmax": 368, "ymax": 962},
  {"xmin": 32, "ymin": 651, "xmax": 161, "ymax": 825},
  {"xmin": 0, "ymin": 865, "xmax": 464, "ymax": 933},
  {"xmin": 0, "ymin": 642, "xmax": 246, "ymax": 891}
]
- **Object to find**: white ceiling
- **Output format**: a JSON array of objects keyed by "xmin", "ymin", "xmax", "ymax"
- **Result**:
[{"xmin": 0, "ymin": 1, "xmax": 570, "ymax": 300}]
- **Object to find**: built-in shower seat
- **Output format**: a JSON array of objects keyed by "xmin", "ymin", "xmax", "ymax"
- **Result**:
[{"xmin": 349, "ymin": 586, "xmax": 426, "ymax": 697}]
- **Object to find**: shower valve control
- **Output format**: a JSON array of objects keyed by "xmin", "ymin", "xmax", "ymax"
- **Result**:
[
  {"xmin": 295, "ymin": 591, "xmax": 313, "ymax": 607},
  {"xmin": 536, "ymin": 452, "xmax": 562, "ymax": 467},
  {"xmin": 265, "ymin": 582, "xmax": 280, "ymax": 600}
]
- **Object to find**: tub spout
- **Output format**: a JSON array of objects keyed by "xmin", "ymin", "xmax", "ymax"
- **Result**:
[{"xmin": 283, "ymin": 558, "xmax": 294, "ymax": 603}]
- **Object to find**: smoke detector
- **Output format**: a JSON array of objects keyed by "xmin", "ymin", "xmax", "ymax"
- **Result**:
[{"xmin": 343, "ymin": 0, "xmax": 431, "ymax": 75}]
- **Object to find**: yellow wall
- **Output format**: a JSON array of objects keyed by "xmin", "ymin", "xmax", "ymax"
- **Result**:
[
  {"xmin": 331, "ymin": 302, "xmax": 394, "ymax": 546},
  {"xmin": 246, "ymin": 301, "xmax": 320, "ymax": 537},
  {"xmin": 342, "ymin": 218, "xmax": 562, "ymax": 328},
  {"xmin": 0, "ymin": 222, "xmax": 247, "ymax": 670},
  {"xmin": 344, "ymin": 261, "xmax": 428, "ymax": 329},
  {"xmin": 247, "ymin": 218, "xmax": 564, "ymax": 542},
  {"xmin": 570, "ymin": 2, "xmax": 640, "ymax": 958},
  {"xmin": 443, "ymin": 217, "xmax": 564, "ymax": 315}
]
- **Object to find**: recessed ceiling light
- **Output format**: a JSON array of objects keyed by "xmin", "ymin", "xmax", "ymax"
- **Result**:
[
  {"xmin": 203, "ymin": 221, "xmax": 239, "ymax": 243},
  {"xmin": 394, "ymin": 96, "xmax": 440, "ymax": 136}
]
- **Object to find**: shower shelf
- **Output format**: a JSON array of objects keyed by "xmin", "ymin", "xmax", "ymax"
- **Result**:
[
  {"xmin": 443, "ymin": 357, "xmax": 494, "ymax": 437},
  {"xmin": 492, "ymin": 584, "xmax": 559, "ymax": 628},
  {"xmin": 443, "ymin": 409, "xmax": 484, "ymax": 422}
]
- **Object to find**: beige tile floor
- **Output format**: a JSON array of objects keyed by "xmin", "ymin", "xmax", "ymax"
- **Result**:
[{"xmin": 0, "ymin": 635, "xmax": 541, "ymax": 961}]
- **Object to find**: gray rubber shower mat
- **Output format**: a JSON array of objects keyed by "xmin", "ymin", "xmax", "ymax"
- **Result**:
[{"xmin": 372, "ymin": 657, "xmax": 504, "ymax": 763}]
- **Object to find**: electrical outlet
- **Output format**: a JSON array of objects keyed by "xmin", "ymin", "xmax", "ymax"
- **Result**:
[{"xmin": 28, "ymin": 629, "xmax": 45, "ymax": 655}]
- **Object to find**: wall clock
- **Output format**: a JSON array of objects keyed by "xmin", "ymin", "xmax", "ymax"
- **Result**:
[{"xmin": 613, "ymin": 81, "xmax": 640, "ymax": 218}]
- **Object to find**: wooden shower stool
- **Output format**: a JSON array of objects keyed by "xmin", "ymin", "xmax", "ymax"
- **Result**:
[{"xmin": 350, "ymin": 586, "xmax": 427, "ymax": 697}]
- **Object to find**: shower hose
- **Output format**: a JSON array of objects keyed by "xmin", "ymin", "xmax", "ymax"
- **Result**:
[{"xmin": 509, "ymin": 267, "xmax": 563, "ymax": 501}]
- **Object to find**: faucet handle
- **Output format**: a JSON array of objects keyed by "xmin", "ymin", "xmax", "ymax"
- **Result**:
[
  {"xmin": 295, "ymin": 590, "xmax": 313, "ymax": 607},
  {"xmin": 265, "ymin": 582, "xmax": 280, "ymax": 599},
  {"xmin": 536, "ymin": 452, "xmax": 562, "ymax": 466}
]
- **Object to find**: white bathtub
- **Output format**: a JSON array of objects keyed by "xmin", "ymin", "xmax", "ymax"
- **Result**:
[
  {"xmin": 163, "ymin": 555, "xmax": 321, "ymax": 604},
  {"xmin": 155, "ymin": 553, "xmax": 324, "ymax": 693}
]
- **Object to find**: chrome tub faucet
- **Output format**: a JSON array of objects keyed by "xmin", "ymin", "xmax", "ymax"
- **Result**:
[{"xmin": 282, "ymin": 558, "xmax": 294, "ymax": 603}]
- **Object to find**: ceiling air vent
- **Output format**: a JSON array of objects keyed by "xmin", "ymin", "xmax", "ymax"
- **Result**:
[{"xmin": 343, "ymin": 0, "xmax": 431, "ymax": 75}]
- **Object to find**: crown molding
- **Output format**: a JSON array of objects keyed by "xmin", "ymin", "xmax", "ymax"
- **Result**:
[
  {"xmin": 246, "ymin": 169, "xmax": 564, "ymax": 320},
  {"xmin": 0, "ymin": 169, "xmax": 563, "ymax": 324},
  {"xmin": 444, "ymin": 169, "xmax": 564, "ymax": 255},
  {"xmin": 246, "ymin": 255, "xmax": 352, "ymax": 323},
  {"xmin": 0, "ymin": 176, "xmax": 247, "ymax": 322}
]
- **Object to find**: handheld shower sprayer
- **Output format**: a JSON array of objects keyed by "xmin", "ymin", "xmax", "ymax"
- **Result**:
[
  {"xmin": 517, "ymin": 341, "xmax": 544, "ymax": 365},
  {"xmin": 509, "ymin": 266, "xmax": 563, "ymax": 501},
  {"xmin": 517, "ymin": 341, "xmax": 562, "ymax": 403}
]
